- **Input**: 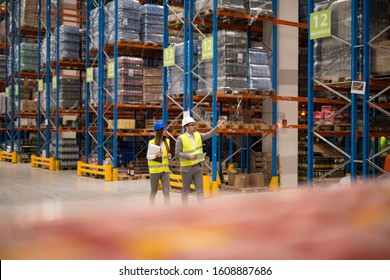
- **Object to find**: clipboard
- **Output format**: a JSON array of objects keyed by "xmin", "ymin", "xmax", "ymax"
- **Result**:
[{"xmin": 195, "ymin": 153, "xmax": 207, "ymax": 159}]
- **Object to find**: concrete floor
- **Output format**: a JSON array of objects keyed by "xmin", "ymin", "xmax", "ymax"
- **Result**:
[{"xmin": 0, "ymin": 161, "xmax": 242, "ymax": 220}]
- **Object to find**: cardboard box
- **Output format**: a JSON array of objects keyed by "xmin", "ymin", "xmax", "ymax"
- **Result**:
[
  {"xmin": 234, "ymin": 173, "xmax": 249, "ymax": 188},
  {"xmin": 249, "ymin": 173, "xmax": 265, "ymax": 187},
  {"xmin": 228, "ymin": 174, "xmax": 237, "ymax": 186}
]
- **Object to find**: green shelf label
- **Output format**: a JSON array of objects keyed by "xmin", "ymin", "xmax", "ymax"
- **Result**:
[
  {"xmin": 163, "ymin": 47, "xmax": 175, "ymax": 67},
  {"xmin": 86, "ymin": 67, "xmax": 94, "ymax": 83},
  {"xmin": 52, "ymin": 76, "xmax": 57, "ymax": 89},
  {"xmin": 5, "ymin": 86, "xmax": 10, "ymax": 96},
  {"xmin": 107, "ymin": 62, "xmax": 115, "ymax": 79},
  {"xmin": 38, "ymin": 79, "xmax": 43, "ymax": 91},
  {"xmin": 310, "ymin": 10, "xmax": 331, "ymax": 40},
  {"xmin": 202, "ymin": 37, "xmax": 213, "ymax": 60}
]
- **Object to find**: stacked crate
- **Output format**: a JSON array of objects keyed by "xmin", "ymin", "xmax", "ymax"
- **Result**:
[
  {"xmin": 197, "ymin": 30, "xmax": 247, "ymax": 93},
  {"xmin": 13, "ymin": 43, "xmax": 39, "ymax": 72},
  {"xmin": 57, "ymin": 77, "xmax": 81, "ymax": 109},
  {"xmin": 53, "ymin": 138, "xmax": 79, "ymax": 169},
  {"xmin": 143, "ymin": 67, "xmax": 162, "ymax": 103},
  {"xmin": 105, "ymin": 0, "xmax": 141, "ymax": 45},
  {"xmin": 55, "ymin": 25, "xmax": 81, "ymax": 61},
  {"xmin": 247, "ymin": 48, "xmax": 272, "ymax": 91},
  {"xmin": 140, "ymin": 5, "xmax": 163, "ymax": 45},
  {"xmin": 16, "ymin": 0, "xmax": 38, "ymax": 28},
  {"xmin": 0, "ymin": 55, "xmax": 5, "ymax": 81},
  {"xmin": 105, "ymin": 56, "xmax": 143, "ymax": 103}
]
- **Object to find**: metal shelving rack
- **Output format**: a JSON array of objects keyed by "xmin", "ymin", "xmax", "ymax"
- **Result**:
[
  {"xmin": 363, "ymin": 0, "xmax": 390, "ymax": 177},
  {"xmin": 4, "ymin": 0, "xmax": 40, "ymax": 160},
  {"xmin": 306, "ymin": 0, "xmax": 390, "ymax": 185},
  {"xmin": 84, "ymin": 0, "xmax": 164, "ymax": 178},
  {"xmin": 164, "ymin": 0, "xmax": 304, "ymax": 188},
  {"xmin": 38, "ymin": 0, "xmax": 85, "ymax": 167}
]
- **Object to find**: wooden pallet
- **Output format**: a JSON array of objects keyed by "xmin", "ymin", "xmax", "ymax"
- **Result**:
[
  {"xmin": 118, "ymin": 173, "xmax": 150, "ymax": 181},
  {"xmin": 221, "ymin": 185, "xmax": 268, "ymax": 193}
]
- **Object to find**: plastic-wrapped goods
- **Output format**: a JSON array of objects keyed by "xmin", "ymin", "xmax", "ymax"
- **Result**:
[
  {"xmin": 105, "ymin": 0, "xmax": 141, "ymax": 45},
  {"xmin": 248, "ymin": 49, "xmax": 269, "ymax": 65},
  {"xmin": 195, "ymin": 0, "xmax": 246, "ymax": 14},
  {"xmin": 248, "ymin": 77, "xmax": 272, "ymax": 90},
  {"xmin": 0, "ymin": 55, "xmax": 6, "ymax": 81},
  {"xmin": 167, "ymin": 42, "xmax": 198, "ymax": 95},
  {"xmin": 197, "ymin": 30, "xmax": 247, "ymax": 92},
  {"xmin": 16, "ymin": 0, "xmax": 38, "ymax": 28},
  {"xmin": 13, "ymin": 43, "xmax": 39, "ymax": 72},
  {"xmin": 245, "ymin": 0, "xmax": 274, "ymax": 18},
  {"xmin": 55, "ymin": 77, "xmax": 81, "ymax": 109},
  {"xmin": 105, "ymin": 0, "xmax": 140, "ymax": 13},
  {"xmin": 105, "ymin": 57, "xmax": 144, "ymax": 104}
]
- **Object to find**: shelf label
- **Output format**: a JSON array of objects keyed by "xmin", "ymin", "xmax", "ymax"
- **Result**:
[
  {"xmin": 107, "ymin": 62, "xmax": 115, "ymax": 79},
  {"xmin": 5, "ymin": 86, "xmax": 10, "ymax": 97},
  {"xmin": 52, "ymin": 76, "xmax": 57, "ymax": 89},
  {"xmin": 163, "ymin": 47, "xmax": 175, "ymax": 67},
  {"xmin": 202, "ymin": 37, "xmax": 213, "ymax": 60},
  {"xmin": 86, "ymin": 67, "xmax": 93, "ymax": 83},
  {"xmin": 351, "ymin": 81, "xmax": 366, "ymax": 95},
  {"xmin": 38, "ymin": 79, "xmax": 43, "ymax": 91},
  {"xmin": 310, "ymin": 10, "xmax": 331, "ymax": 39},
  {"xmin": 128, "ymin": 69, "xmax": 134, "ymax": 77}
]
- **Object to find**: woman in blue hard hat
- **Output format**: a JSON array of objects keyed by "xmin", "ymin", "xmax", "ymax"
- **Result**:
[{"xmin": 146, "ymin": 120, "xmax": 172, "ymax": 207}]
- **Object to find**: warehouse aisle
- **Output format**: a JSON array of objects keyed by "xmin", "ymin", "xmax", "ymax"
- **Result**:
[{"xmin": 0, "ymin": 162, "xmax": 187, "ymax": 219}]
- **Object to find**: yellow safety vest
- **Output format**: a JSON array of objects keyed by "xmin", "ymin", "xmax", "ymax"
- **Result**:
[
  {"xmin": 148, "ymin": 139, "xmax": 170, "ymax": 174},
  {"xmin": 180, "ymin": 132, "xmax": 204, "ymax": 167}
]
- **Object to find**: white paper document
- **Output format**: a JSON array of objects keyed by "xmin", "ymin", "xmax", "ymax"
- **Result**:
[{"xmin": 148, "ymin": 144, "xmax": 161, "ymax": 154}]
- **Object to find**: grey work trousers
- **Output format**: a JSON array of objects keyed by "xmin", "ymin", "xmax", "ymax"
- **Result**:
[
  {"xmin": 149, "ymin": 172, "xmax": 170, "ymax": 207},
  {"xmin": 181, "ymin": 163, "xmax": 204, "ymax": 205}
]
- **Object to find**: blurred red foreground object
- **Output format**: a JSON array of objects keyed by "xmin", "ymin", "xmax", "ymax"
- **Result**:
[{"xmin": 0, "ymin": 183, "xmax": 390, "ymax": 259}]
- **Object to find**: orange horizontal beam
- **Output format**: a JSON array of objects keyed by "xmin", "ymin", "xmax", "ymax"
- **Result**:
[{"xmin": 276, "ymin": 19, "xmax": 308, "ymax": 29}]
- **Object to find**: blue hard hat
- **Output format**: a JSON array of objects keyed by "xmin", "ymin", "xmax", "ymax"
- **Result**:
[{"xmin": 153, "ymin": 121, "xmax": 166, "ymax": 131}]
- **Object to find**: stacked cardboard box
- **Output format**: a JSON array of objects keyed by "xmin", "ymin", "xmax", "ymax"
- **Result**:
[{"xmin": 143, "ymin": 67, "xmax": 162, "ymax": 103}]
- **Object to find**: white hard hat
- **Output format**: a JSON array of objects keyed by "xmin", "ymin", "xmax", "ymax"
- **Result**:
[{"xmin": 182, "ymin": 116, "xmax": 196, "ymax": 127}]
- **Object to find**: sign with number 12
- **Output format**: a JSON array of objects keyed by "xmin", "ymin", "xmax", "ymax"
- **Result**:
[
  {"xmin": 310, "ymin": 10, "xmax": 331, "ymax": 39},
  {"xmin": 202, "ymin": 37, "xmax": 213, "ymax": 60}
]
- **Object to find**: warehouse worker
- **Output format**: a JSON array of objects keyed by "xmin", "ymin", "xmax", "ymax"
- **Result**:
[
  {"xmin": 146, "ymin": 121, "xmax": 172, "ymax": 207},
  {"xmin": 175, "ymin": 116, "xmax": 227, "ymax": 205},
  {"xmin": 379, "ymin": 136, "xmax": 390, "ymax": 168}
]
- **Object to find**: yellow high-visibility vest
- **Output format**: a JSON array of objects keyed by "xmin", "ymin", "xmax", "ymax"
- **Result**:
[
  {"xmin": 148, "ymin": 139, "xmax": 170, "ymax": 174},
  {"xmin": 180, "ymin": 132, "xmax": 204, "ymax": 167}
]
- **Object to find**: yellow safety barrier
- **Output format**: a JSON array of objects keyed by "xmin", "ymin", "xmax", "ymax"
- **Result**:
[
  {"xmin": 169, "ymin": 174, "xmax": 216, "ymax": 198},
  {"xmin": 77, "ymin": 161, "xmax": 112, "ymax": 182},
  {"xmin": 31, "ymin": 155, "xmax": 56, "ymax": 171},
  {"xmin": 0, "ymin": 151, "xmax": 17, "ymax": 163}
]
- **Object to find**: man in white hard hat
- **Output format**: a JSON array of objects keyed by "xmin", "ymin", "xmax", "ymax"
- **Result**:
[{"xmin": 175, "ymin": 116, "xmax": 227, "ymax": 205}]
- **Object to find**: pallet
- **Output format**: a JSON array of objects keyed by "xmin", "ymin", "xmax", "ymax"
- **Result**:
[
  {"xmin": 246, "ymin": 89, "xmax": 273, "ymax": 96},
  {"xmin": 323, "ymin": 77, "xmax": 351, "ymax": 87},
  {"xmin": 317, "ymin": 125, "xmax": 350, "ymax": 132},
  {"xmin": 58, "ymin": 58, "xmax": 81, "ymax": 62},
  {"xmin": 221, "ymin": 185, "xmax": 268, "ymax": 193},
  {"xmin": 118, "ymin": 173, "xmax": 150, "ymax": 181},
  {"xmin": 143, "ymin": 41, "xmax": 162, "ymax": 47}
]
